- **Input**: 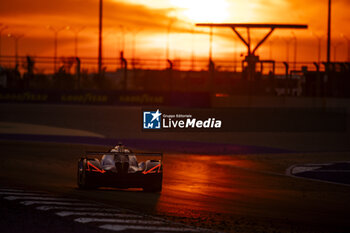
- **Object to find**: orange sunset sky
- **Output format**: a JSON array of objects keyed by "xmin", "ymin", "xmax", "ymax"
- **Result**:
[{"xmin": 0, "ymin": 0, "xmax": 349, "ymax": 67}]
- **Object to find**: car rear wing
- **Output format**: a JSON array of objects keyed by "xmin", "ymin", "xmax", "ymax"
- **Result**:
[{"xmin": 84, "ymin": 151, "xmax": 163, "ymax": 160}]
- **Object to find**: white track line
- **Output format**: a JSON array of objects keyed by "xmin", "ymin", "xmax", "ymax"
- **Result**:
[
  {"xmin": 100, "ymin": 224, "xmax": 200, "ymax": 232},
  {"xmin": 21, "ymin": 201, "xmax": 98, "ymax": 206},
  {"xmin": 4, "ymin": 196, "xmax": 78, "ymax": 201},
  {"xmin": 306, "ymin": 170, "xmax": 350, "ymax": 172},
  {"xmin": 37, "ymin": 206, "xmax": 120, "ymax": 212},
  {"xmin": 286, "ymin": 164, "xmax": 350, "ymax": 187},
  {"xmin": 75, "ymin": 218, "xmax": 162, "ymax": 224},
  {"xmin": 56, "ymin": 211, "xmax": 141, "ymax": 218},
  {"xmin": 291, "ymin": 166, "xmax": 321, "ymax": 174},
  {"xmin": 0, "ymin": 189, "xmax": 24, "ymax": 192},
  {"xmin": 0, "ymin": 192, "xmax": 45, "ymax": 196}
]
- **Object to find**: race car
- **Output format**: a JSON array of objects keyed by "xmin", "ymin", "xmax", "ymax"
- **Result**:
[{"xmin": 77, "ymin": 144, "xmax": 163, "ymax": 192}]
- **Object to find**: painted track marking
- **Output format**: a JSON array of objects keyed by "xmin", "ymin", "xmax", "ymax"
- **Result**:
[
  {"xmin": 1, "ymin": 187, "xmax": 214, "ymax": 233},
  {"xmin": 37, "ymin": 206, "xmax": 120, "ymax": 212},
  {"xmin": 100, "ymin": 224, "xmax": 201, "ymax": 232},
  {"xmin": 56, "ymin": 211, "xmax": 140, "ymax": 218},
  {"xmin": 4, "ymin": 196, "xmax": 78, "ymax": 201},
  {"xmin": 21, "ymin": 201, "xmax": 98, "ymax": 206},
  {"xmin": 291, "ymin": 166, "xmax": 321, "ymax": 174},
  {"xmin": 0, "ymin": 192, "xmax": 47, "ymax": 196},
  {"xmin": 0, "ymin": 188, "xmax": 25, "ymax": 192},
  {"xmin": 304, "ymin": 170, "xmax": 350, "ymax": 172},
  {"xmin": 75, "ymin": 218, "xmax": 164, "ymax": 224}
]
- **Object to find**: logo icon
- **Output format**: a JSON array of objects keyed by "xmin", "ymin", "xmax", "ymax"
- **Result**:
[{"xmin": 143, "ymin": 109, "xmax": 162, "ymax": 129}]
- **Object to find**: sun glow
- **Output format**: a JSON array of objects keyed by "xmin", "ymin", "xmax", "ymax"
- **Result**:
[{"xmin": 170, "ymin": 0, "xmax": 229, "ymax": 23}]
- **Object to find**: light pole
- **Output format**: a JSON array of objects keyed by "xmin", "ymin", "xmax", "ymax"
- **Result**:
[
  {"xmin": 0, "ymin": 25, "xmax": 8, "ymax": 65},
  {"xmin": 327, "ymin": 0, "xmax": 331, "ymax": 63},
  {"xmin": 47, "ymin": 26, "xmax": 67, "ymax": 73},
  {"xmin": 115, "ymin": 34, "xmax": 120, "ymax": 67},
  {"xmin": 209, "ymin": 26, "xmax": 213, "ymax": 66},
  {"xmin": 332, "ymin": 41, "xmax": 341, "ymax": 62},
  {"xmin": 191, "ymin": 27, "xmax": 196, "ymax": 71},
  {"xmin": 113, "ymin": 31, "xmax": 121, "ymax": 69},
  {"xmin": 291, "ymin": 31, "xmax": 297, "ymax": 70},
  {"xmin": 119, "ymin": 25, "xmax": 126, "ymax": 54},
  {"xmin": 98, "ymin": 0, "xmax": 103, "ymax": 76},
  {"xmin": 268, "ymin": 36, "xmax": 279, "ymax": 61},
  {"xmin": 233, "ymin": 36, "xmax": 238, "ymax": 72},
  {"xmin": 166, "ymin": 19, "xmax": 175, "ymax": 61},
  {"xmin": 284, "ymin": 37, "xmax": 292, "ymax": 64},
  {"xmin": 68, "ymin": 26, "xmax": 85, "ymax": 58},
  {"xmin": 341, "ymin": 34, "xmax": 350, "ymax": 61},
  {"xmin": 130, "ymin": 28, "xmax": 142, "ymax": 69},
  {"xmin": 312, "ymin": 32, "xmax": 323, "ymax": 64},
  {"xmin": 8, "ymin": 34, "xmax": 24, "ymax": 68},
  {"xmin": 269, "ymin": 39, "xmax": 273, "ymax": 60}
]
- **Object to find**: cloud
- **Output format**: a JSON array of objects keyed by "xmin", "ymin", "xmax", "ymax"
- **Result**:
[{"xmin": 0, "ymin": 0, "xmax": 173, "ymax": 31}]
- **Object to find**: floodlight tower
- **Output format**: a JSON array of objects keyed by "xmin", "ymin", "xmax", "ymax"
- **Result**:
[
  {"xmin": 166, "ymin": 19, "xmax": 176, "ymax": 62},
  {"xmin": 130, "ymin": 28, "xmax": 142, "ymax": 69},
  {"xmin": 291, "ymin": 31, "xmax": 297, "ymax": 71},
  {"xmin": 119, "ymin": 25, "xmax": 126, "ymax": 54},
  {"xmin": 47, "ymin": 26, "xmax": 67, "ymax": 73},
  {"xmin": 67, "ymin": 26, "xmax": 85, "ymax": 58},
  {"xmin": 312, "ymin": 32, "xmax": 324, "ymax": 64},
  {"xmin": 341, "ymin": 34, "xmax": 350, "ymax": 61},
  {"xmin": 8, "ymin": 34, "xmax": 24, "ymax": 67},
  {"xmin": 0, "ymin": 25, "xmax": 8, "ymax": 65}
]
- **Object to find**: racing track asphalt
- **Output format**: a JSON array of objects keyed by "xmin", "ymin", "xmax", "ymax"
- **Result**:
[
  {"xmin": 1, "ymin": 103, "xmax": 350, "ymax": 232},
  {"xmin": 1, "ymin": 141, "xmax": 350, "ymax": 233}
]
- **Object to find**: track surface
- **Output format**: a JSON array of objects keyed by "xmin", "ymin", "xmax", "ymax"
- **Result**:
[
  {"xmin": 1, "ymin": 103, "xmax": 350, "ymax": 232},
  {"xmin": 0, "ymin": 188, "xmax": 206, "ymax": 233},
  {"xmin": 1, "ymin": 141, "xmax": 350, "ymax": 232}
]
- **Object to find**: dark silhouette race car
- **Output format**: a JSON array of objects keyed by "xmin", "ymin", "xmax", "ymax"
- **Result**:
[{"xmin": 77, "ymin": 144, "xmax": 163, "ymax": 192}]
